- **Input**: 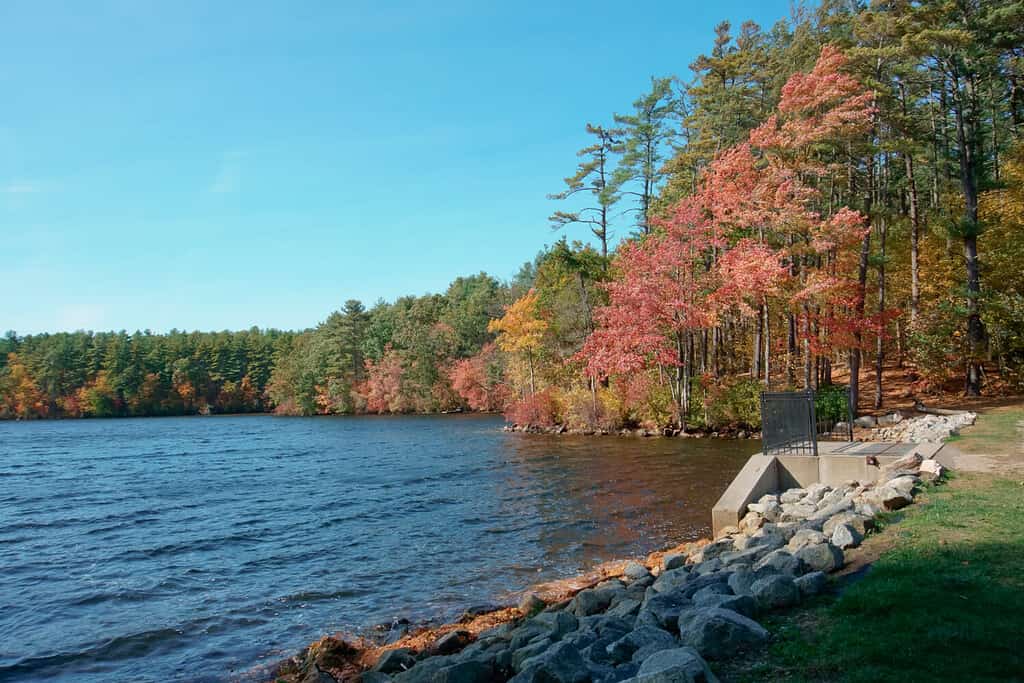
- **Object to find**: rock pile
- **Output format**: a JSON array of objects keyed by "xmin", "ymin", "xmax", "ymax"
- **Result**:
[
  {"xmin": 312, "ymin": 458, "xmax": 942, "ymax": 683},
  {"xmin": 870, "ymin": 411, "xmax": 976, "ymax": 443}
]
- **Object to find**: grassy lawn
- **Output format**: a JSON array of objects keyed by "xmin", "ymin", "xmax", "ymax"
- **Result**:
[{"xmin": 729, "ymin": 473, "xmax": 1024, "ymax": 683}]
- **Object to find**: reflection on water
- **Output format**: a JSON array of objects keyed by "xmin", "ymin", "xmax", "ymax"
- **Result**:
[{"xmin": 0, "ymin": 414, "xmax": 753, "ymax": 683}]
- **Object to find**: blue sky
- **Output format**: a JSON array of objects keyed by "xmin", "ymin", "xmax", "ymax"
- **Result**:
[{"xmin": 1, "ymin": 0, "xmax": 791, "ymax": 334}]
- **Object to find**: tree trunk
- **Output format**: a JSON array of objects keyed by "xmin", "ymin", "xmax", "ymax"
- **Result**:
[
  {"xmin": 952, "ymin": 72, "xmax": 986, "ymax": 395},
  {"xmin": 875, "ymin": 216, "xmax": 886, "ymax": 410}
]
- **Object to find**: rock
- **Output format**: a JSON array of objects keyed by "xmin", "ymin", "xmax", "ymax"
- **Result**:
[
  {"xmin": 804, "ymin": 483, "xmax": 831, "ymax": 504},
  {"xmin": 750, "ymin": 575, "xmax": 799, "ymax": 610},
  {"xmin": 512, "ymin": 638, "xmax": 555, "ymax": 670},
  {"xmin": 786, "ymin": 529, "xmax": 827, "ymax": 552},
  {"xmin": 431, "ymin": 660, "xmax": 495, "ymax": 683},
  {"xmin": 793, "ymin": 571, "xmax": 828, "ymax": 597},
  {"xmin": 625, "ymin": 561, "xmax": 652, "ymax": 581},
  {"xmin": 519, "ymin": 593, "xmax": 546, "ymax": 616},
  {"xmin": 888, "ymin": 475, "xmax": 919, "ymax": 495},
  {"xmin": 738, "ymin": 510, "xmax": 766, "ymax": 533},
  {"xmin": 753, "ymin": 549, "xmax": 803, "ymax": 576},
  {"xmin": 663, "ymin": 553, "xmax": 687, "ymax": 572},
  {"xmin": 678, "ymin": 608, "xmax": 769, "ymax": 660},
  {"xmin": 779, "ymin": 502, "xmax": 817, "ymax": 522},
  {"xmin": 793, "ymin": 543, "xmax": 844, "ymax": 573},
  {"xmin": 727, "ymin": 568, "xmax": 755, "ymax": 597},
  {"xmin": 690, "ymin": 585, "xmax": 730, "ymax": 603},
  {"xmin": 513, "ymin": 642, "xmax": 589, "ymax": 683},
  {"xmin": 853, "ymin": 415, "xmax": 877, "ymax": 428},
  {"xmin": 628, "ymin": 647, "xmax": 719, "ymax": 683},
  {"xmin": 360, "ymin": 672, "xmax": 393, "ymax": 683},
  {"xmin": 919, "ymin": 458, "xmax": 945, "ymax": 482},
  {"xmin": 531, "ymin": 610, "xmax": 579, "ymax": 640},
  {"xmin": 877, "ymin": 411, "xmax": 903, "ymax": 426},
  {"xmin": 373, "ymin": 648, "xmax": 416, "ymax": 674},
  {"xmin": 607, "ymin": 597, "xmax": 643, "ymax": 619},
  {"xmin": 875, "ymin": 485, "xmax": 913, "ymax": 511},
  {"xmin": 570, "ymin": 588, "xmax": 617, "ymax": 617},
  {"xmin": 830, "ymin": 523, "xmax": 863, "ymax": 550},
  {"xmin": 780, "ymin": 488, "xmax": 807, "ymax": 504},
  {"xmin": 822, "ymin": 512, "xmax": 874, "ymax": 537},
  {"xmin": 606, "ymin": 626, "xmax": 678, "ymax": 664},
  {"xmin": 638, "ymin": 591, "xmax": 694, "ymax": 633},
  {"xmin": 693, "ymin": 592, "xmax": 757, "ymax": 618},
  {"xmin": 652, "ymin": 567, "xmax": 691, "ymax": 594},
  {"xmin": 745, "ymin": 500, "xmax": 781, "ymax": 521},
  {"xmin": 833, "ymin": 421, "xmax": 851, "ymax": 434},
  {"xmin": 394, "ymin": 656, "xmax": 455, "ymax": 683},
  {"xmin": 427, "ymin": 631, "xmax": 473, "ymax": 657},
  {"xmin": 878, "ymin": 452, "xmax": 924, "ymax": 481},
  {"xmin": 757, "ymin": 493, "xmax": 780, "ymax": 506},
  {"xmin": 692, "ymin": 559, "xmax": 724, "ymax": 576}
]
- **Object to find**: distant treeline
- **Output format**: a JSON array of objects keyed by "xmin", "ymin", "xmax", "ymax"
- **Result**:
[
  {"xmin": 5, "ymin": 1, "xmax": 1024, "ymax": 429},
  {"xmin": 0, "ymin": 271, "xmax": 517, "ymax": 419}
]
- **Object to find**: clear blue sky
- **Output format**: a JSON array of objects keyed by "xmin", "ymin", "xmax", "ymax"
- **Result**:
[{"xmin": 1, "ymin": 0, "xmax": 792, "ymax": 334}]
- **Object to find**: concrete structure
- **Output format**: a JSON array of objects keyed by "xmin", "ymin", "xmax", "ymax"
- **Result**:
[{"xmin": 711, "ymin": 441, "xmax": 945, "ymax": 536}]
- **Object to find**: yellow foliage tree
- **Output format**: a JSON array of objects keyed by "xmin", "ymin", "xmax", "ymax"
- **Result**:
[{"xmin": 487, "ymin": 289, "xmax": 548, "ymax": 394}]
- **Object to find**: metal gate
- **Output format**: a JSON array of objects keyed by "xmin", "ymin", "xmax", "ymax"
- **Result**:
[{"xmin": 761, "ymin": 390, "xmax": 818, "ymax": 456}]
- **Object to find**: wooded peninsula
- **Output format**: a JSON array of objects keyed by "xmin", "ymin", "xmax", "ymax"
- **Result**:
[{"xmin": 4, "ymin": 1, "xmax": 1022, "ymax": 431}]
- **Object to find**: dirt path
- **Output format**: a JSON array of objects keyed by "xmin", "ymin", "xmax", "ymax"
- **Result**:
[{"xmin": 938, "ymin": 401, "xmax": 1024, "ymax": 475}]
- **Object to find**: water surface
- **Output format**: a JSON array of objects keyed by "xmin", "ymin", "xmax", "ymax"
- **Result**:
[{"xmin": 0, "ymin": 414, "xmax": 752, "ymax": 682}]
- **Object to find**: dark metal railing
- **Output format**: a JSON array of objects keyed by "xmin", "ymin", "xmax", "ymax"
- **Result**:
[{"xmin": 761, "ymin": 389, "xmax": 819, "ymax": 456}]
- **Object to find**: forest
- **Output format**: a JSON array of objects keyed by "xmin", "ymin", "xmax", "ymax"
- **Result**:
[{"xmin": 3, "ymin": 0, "xmax": 1023, "ymax": 432}]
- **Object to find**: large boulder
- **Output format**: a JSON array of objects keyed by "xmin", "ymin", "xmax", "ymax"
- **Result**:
[
  {"xmin": 780, "ymin": 488, "xmax": 807, "ymax": 504},
  {"xmin": 750, "ymin": 575, "xmax": 799, "ymax": 611},
  {"xmin": 878, "ymin": 452, "xmax": 923, "ymax": 481},
  {"xmin": 786, "ymin": 529, "xmax": 826, "ymax": 553},
  {"xmin": 793, "ymin": 542, "xmax": 844, "ymax": 573},
  {"xmin": 512, "ymin": 642, "xmax": 590, "ymax": 683},
  {"xmin": 678, "ymin": 608, "xmax": 768, "ymax": 660},
  {"xmin": 427, "ymin": 630, "xmax": 473, "ymax": 657},
  {"xmin": 638, "ymin": 591, "xmax": 694, "ymax": 633},
  {"xmin": 830, "ymin": 523, "xmax": 863, "ymax": 550},
  {"xmin": 625, "ymin": 561, "xmax": 652, "ymax": 582},
  {"xmin": 693, "ymin": 592, "xmax": 757, "ymax": 618},
  {"xmin": 822, "ymin": 511, "xmax": 874, "ymax": 537},
  {"xmin": 623, "ymin": 647, "xmax": 719, "ymax": 683},
  {"xmin": 873, "ymin": 485, "xmax": 913, "ymax": 511},
  {"xmin": 519, "ymin": 593, "xmax": 546, "ymax": 616},
  {"xmin": 570, "ymin": 588, "xmax": 617, "ymax": 617},
  {"xmin": 919, "ymin": 458, "xmax": 945, "ymax": 482},
  {"xmin": 663, "ymin": 553, "xmax": 687, "ymax": 572},
  {"xmin": 605, "ymin": 626, "xmax": 679, "ymax": 664},
  {"xmin": 753, "ymin": 549, "xmax": 804, "ymax": 576},
  {"xmin": 373, "ymin": 648, "xmax": 416, "ymax": 674},
  {"xmin": 432, "ymin": 660, "xmax": 496, "ymax": 683},
  {"xmin": 652, "ymin": 568, "xmax": 691, "ymax": 594}
]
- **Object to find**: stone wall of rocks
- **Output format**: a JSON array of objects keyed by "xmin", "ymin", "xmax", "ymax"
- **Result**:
[
  {"xmin": 292, "ymin": 454, "xmax": 944, "ymax": 683},
  {"xmin": 848, "ymin": 411, "xmax": 976, "ymax": 443}
]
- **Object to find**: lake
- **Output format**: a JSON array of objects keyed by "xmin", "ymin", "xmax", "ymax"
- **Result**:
[{"xmin": 0, "ymin": 414, "xmax": 752, "ymax": 682}]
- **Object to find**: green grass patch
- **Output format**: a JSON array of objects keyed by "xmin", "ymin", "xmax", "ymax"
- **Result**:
[
  {"xmin": 735, "ymin": 474, "xmax": 1024, "ymax": 683},
  {"xmin": 953, "ymin": 405, "xmax": 1024, "ymax": 457}
]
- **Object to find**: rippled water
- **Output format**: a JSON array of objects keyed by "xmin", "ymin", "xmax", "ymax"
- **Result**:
[{"xmin": 0, "ymin": 414, "xmax": 752, "ymax": 682}]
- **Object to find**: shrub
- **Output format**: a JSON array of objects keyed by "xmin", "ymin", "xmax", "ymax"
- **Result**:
[{"xmin": 504, "ymin": 388, "xmax": 562, "ymax": 427}]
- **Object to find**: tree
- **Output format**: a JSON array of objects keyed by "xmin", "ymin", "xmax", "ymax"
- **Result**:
[
  {"xmin": 613, "ymin": 78, "xmax": 677, "ymax": 233},
  {"xmin": 548, "ymin": 124, "xmax": 622, "ymax": 258},
  {"xmin": 488, "ymin": 289, "xmax": 548, "ymax": 395}
]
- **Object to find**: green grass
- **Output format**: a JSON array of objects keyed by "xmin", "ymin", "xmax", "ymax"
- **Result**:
[
  {"xmin": 953, "ymin": 404, "xmax": 1024, "ymax": 458},
  {"xmin": 733, "ymin": 473, "xmax": 1024, "ymax": 683}
]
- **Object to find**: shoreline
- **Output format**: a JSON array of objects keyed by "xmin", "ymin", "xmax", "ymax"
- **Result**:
[
  {"xmin": 268, "ymin": 449, "xmax": 946, "ymax": 683},
  {"xmin": 267, "ymin": 537, "xmax": 714, "ymax": 683}
]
